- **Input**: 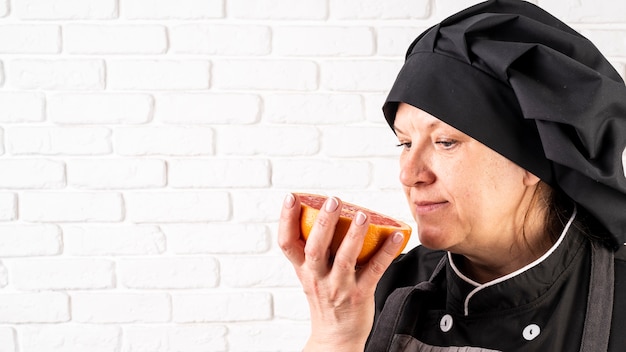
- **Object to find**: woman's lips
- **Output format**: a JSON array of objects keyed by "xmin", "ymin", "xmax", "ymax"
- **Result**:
[{"xmin": 414, "ymin": 201, "xmax": 448, "ymax": 215}]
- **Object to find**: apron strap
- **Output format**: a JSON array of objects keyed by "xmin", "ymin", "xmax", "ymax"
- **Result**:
[
  {"xmin": 366, "ymin": 256, "xmax": 447, "ymax": 352},
  {"xmin": 579, "ymin": 240, "xmax": 615, "ymax": 352}
]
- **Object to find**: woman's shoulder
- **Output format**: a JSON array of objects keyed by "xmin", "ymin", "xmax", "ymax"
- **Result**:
[
  {"xmin": 375, "ymin": 245, "xmax": 446, "ymax": 305},
  {"xmin": 388, "ymin": 245, "xmax": 446, "ymax": 281}
]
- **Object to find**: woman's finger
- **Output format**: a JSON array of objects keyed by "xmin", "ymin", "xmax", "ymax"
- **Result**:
[
  {"xmin": 331, "ymin": 211, "xmax": 369, "ymax": 276},
  {"xmin": 357, "ymin": 231, "xmax": 405, "ymax": 291},
  {"xmin": 278, "ymin": 193, "xmax": 305, "ymax": 267},
  {"xmin": 303, "ymin": 196, "xmax": 342, "ymax": 273}
]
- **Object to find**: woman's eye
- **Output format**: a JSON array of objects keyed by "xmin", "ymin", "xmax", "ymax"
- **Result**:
[
  {"xmin": 435, "ymin": 140, "xmax": 457, "ymax": 149},
  {"xmin": 396, "ymin": 142, "xmax": 412, "ymax": 150}
]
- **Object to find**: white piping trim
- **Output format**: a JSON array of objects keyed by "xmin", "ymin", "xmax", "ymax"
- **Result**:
[{"xmin": 448, "ymin": 206, "xmax": 578, "ymax": 316}]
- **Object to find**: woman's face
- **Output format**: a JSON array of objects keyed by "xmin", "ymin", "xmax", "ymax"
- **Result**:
[{"xmin": 394, "ymin": 103, "xmax": 540, "ymax": 253}]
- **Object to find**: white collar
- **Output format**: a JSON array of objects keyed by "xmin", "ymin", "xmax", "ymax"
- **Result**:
[{"xmin": 448, "ymin": 206, "xmax": 578, "ymax": 316}]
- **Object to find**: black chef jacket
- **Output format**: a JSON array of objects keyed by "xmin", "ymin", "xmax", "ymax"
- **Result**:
[{"xmin": 368, "ymin": 215, "xmax": 626, "ymax": 351}]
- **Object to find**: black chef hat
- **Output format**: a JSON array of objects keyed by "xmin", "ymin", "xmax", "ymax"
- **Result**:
[{"xmin": 384, "ymin": 0, "xmax": 626, "ymax": 247}]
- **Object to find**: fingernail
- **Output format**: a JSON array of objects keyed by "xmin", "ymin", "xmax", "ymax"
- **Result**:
[
  {"xmin": 284, "ymin": 193, "xmax": 295, "ymax": 209},
  {"xmin": 392, "ymin": 232, "xmax": 404, "ymax": 244},
  {"xmin": 325, "ymin": 197, "xmax": 339, "ymax": 212},
  {"xmin": 355, "ymin": 211, "xmax": 367, "ymax": 226}
]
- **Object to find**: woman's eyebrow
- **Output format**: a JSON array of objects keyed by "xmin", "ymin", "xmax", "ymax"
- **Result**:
[
  {"xmin": 393, "ymin": 121, "xmax": 441, "ymax": 135},
  {"xmin": 393, "ymin": 125, "xmax": 405, "ymax": 134}
]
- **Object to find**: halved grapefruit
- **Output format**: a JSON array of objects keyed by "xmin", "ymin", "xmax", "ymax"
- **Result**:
[{"xmin": 297, "ymin": 193, "xmax": 412, "ymax": 265}]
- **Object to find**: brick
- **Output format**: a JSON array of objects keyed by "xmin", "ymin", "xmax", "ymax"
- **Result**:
[
  {"xmin": 228, "ymin": 0, "xmax": 326, "ymax": 19},
  {"xmin": 115, "ymin": 126, "xmax": 213, "ymax": 156},
  {"xmin": 579, "ymin": 30, "xmax": 626, "ymax": 57},
  {"xmin": 273, "ymin": 289, "xmax": 310, "ymax": 320},
  {"xmin": 19, "ymin": 325, "xmax": 120, "ymax": 352},
  {"xmin": 321, "ymin": 59, "xmax": 403, "ymax": 92},
  {"xmin": 64, "ymin": 24, "xmax": 166, "ymax": 54},
  {"xmin": 0, "ymin": 327, "xmax": 15, "ymax": 352},
  {"xmin": 537, "ymin": 0, "xmax": 626, "ymax": 22},
  {"xmin": 170, "ymin": 24, "xmax": 270, "ymax": 55},
  {"xmin": 0, "ymin": 292, "xmax": 69, "ymax": 323},
  {"xmin": 377, "ymin": 26, "xmax": 428, "ymax": 56},
  {"xmin": 169, "ymin": 158, "xmax": 270, "ymax": 188},
  {"xmin": 162, "ymin": 223, "xmax": 270, "ymax": 254},
  {"xmin": 230, "ymin": 190, "xmax": 287, "ymax": 222},
  {"xmin": 0, "ymin": 224, "xmax": 61, "ymax": 257},
  {"xmin": 271, "ymin": 159, "xmax": 371, "ymax": 189},
  {"xmin": 372, "ymin": 158, "xmax": 403, "ymax": 189},
  {"xmin": 7, "ymin": 258, "xmax": 114, "ymax": 289},
  {"xmin": 228, "ymin": 323, "xmax": 310, "ymax": 351},
  {"xmin": 216, "ymin": 126, "xmax": 319, "ymax": 156},
  {"xmin": 264, "ymin": 93, "xmax": 364, "ymax": 124},
  {"xmin": 0, "ymin": 262, "xmax": 6, "ymax": 287},
  {"xmin": 7, "ymin": 59, "xmax": 104, "ymax": 90},
  {"xmin": 123, "ymin": 0, "xmax": 223, "ymax": 19},
  {"xmin": 154, "ymin": 93, "xmax": 260, "ymax": 124},
  {"xmin": 119, "ymin": 257, "xmax": 218, "ymax": 289},
  {"xmin": 363, "ymin": 92, "xmax": 388, "ymax": 123},
  {"xmin": 72, "ymin": 293, "xmax": 170, "ymax": 323},
  {"xmin": 16, "ymin": 0, "xmax": 117, "ymax": 19},
  {"xmin": 0, "ymin": 25, "xmax": 60, "ymax": 53},
  {"xmin": 107, "ymin": 60, "xmax": 210, "ymax": 90},
  {"xmin": 123, "ymin": 325, "xmax": 227, "ymax": 352},
  {"xmin": 6, "ymin": 127, "xmax": 111, "ymax": 155},
  {"xmin": 172, "ymin": 292, "xmax": 271, "ymax": 322},
  {"xmin": 330, "ymin": 0, "xmax": 431, "ymax": 19},
  {"xmin": 321, "ymin": 125, "xmax": 401, "ymax": 157},
  {"xmin": 212, "ymin": 60, "xmax": 317, "ymax": 91},
  {"xmin": 0, "ymin": 92, "xmax": 45, "ymax": 123},
  {"xmin": 67, "ymin": 158, "xmax": 165, "ymax": 189},
  {"xmin": 433, "ymin": 0, "xmax": 489, "ymax": 21},
  {"xmin": 48, "ymin": 93, "xmax": 153, "ymax": 124},
  {"xmin": 63, "ymin": 224, "xmax": 165, "ymax": 256},
  {"xmin": 20, "ymin": 192, "xmax": 123, "ymax": 222},
  {"xmin": 274, "ymin": 26, "xmax": 374, "ymax": 56},
  {"xmin": 0, "ymin": 193, "xmax": 16, "ymax": 221},
  {"xmin": 220, "ymin": 256, "xmax": 298, "ymax": 288},
  {"xmin": 125, "ymin": 191, "xmax": 230, "ymax": 222},
  {"xmin": 0, "ymin": 159, "xmax": 65, "ymax": 188}
]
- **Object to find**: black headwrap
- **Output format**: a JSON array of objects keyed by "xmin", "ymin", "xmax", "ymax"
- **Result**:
[{"xmin": 384, "ymin": 0, "xmax": 626, "ymax": 248}]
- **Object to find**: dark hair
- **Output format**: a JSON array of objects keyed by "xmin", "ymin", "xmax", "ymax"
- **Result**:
[
  {"xmin": 543, "ymin": 182, "xmax": 616, "ymax": 250},
  {"xmin": 543, "ymin": 183, "xmax": 574, "ymax": 244}
]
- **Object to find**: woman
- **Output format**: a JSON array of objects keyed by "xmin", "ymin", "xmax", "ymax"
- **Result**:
[{"xmin": 278, "ymin": 0, "xmax": 626, "ymax": 350}]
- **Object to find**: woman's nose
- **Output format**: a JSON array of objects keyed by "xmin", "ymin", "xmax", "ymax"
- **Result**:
[{"xmin": 399, "ymin": 148, "xmax": 435, "ymax": 187}]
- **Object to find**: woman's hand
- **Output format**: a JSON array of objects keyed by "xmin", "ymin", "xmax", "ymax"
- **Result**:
[{"xmin": 278, "ymin": 193, "xmax": 405, "ymax": 351}]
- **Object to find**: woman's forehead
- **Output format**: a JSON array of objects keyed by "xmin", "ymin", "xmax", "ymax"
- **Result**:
[{"xmin": 394, "ymin": 103, "xmax": 461, "ymax": 135}]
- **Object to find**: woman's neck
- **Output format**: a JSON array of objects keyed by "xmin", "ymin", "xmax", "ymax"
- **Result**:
[
  {"xmin": 459, "ymin": 210, "xmax": 558, "ymax": 284},
  {"xmin": 458, "ymin": 239, "xmax": 553, "ymax": 283}
]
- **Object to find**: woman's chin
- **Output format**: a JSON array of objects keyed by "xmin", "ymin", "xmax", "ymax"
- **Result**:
[{"xmin": 417, "ymin": 228, "xmax": 454, "ymax": 251}]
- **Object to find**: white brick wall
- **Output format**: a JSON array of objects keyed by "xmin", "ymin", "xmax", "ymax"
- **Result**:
[
  {"xmin": 15, "ymin": 0, "xmax": 117, "ymax": 20},
  {"xmin": 0, "ymin": 0, "xmax": 624, "ymax": 350},
  {"xmin": 7, "ymin": 59, "xmax": 105, "ymax": 90}
]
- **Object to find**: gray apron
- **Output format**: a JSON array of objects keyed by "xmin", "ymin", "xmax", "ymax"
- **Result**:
[{"xmin": 366, "ymin": 241, "xmax": 615, "ymax": 352}]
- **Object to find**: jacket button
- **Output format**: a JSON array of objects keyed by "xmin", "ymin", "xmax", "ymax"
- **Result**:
[
  {"xmin": 522, "ymin": 324, "xmax": 540, "ymax": 341},
  {"xmin": 440, "ymin": 314, "xmax": 453, "ymax": 332}
]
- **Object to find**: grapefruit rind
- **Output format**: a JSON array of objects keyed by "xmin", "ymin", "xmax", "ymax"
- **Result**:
[{"xmin": 297, "ymin": 193, "xmax": 412, "ymax": 265}]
